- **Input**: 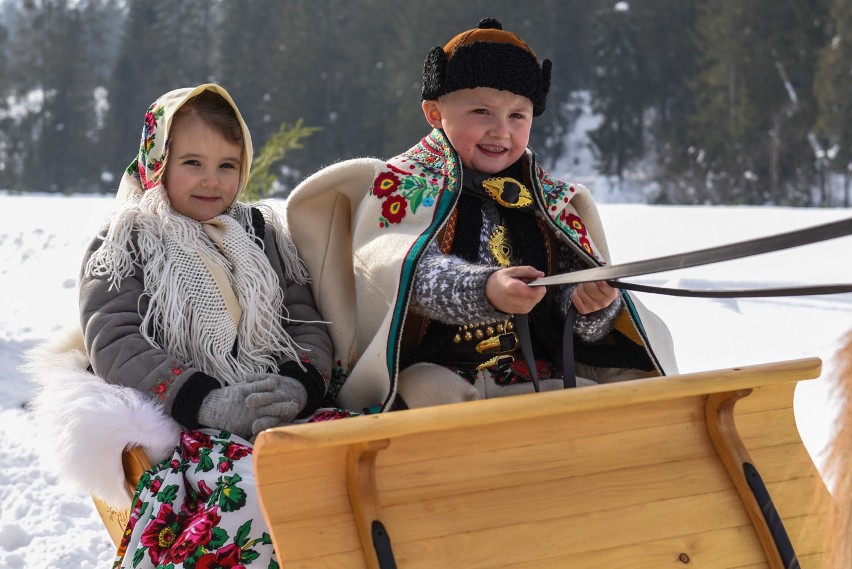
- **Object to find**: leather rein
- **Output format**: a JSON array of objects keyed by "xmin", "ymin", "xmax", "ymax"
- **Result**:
[{"xmin": 518, "ymin": 216, "xmax": 852, "ymax": 391}]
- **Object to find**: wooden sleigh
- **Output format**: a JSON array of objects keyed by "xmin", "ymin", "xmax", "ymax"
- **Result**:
[
  {"xmin": 94, "ymin": 358, "xmax": 832, "ymax": 568},
  {"xmin": 252, "ymin": 358, "xmax": 830, "ymax": 569}
]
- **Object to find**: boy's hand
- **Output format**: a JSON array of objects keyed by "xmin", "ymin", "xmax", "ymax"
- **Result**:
[
  {"xmin": 485, "ymin": 266, "xmax": 546, "ymax": 314},
  {"xmin": 571, "ymin": 281, "xmax": 618, "ymax": 315}
]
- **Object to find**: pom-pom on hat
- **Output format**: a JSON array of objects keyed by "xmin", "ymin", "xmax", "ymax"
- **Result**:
[{"xmin": 422, "ymin": 18, "xmax": 552, "ymax": 116}]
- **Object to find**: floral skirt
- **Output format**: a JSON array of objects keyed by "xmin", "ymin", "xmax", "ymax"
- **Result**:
[
  {"xmin": 113, "ymin": 406, "xmax": 357, "ymax": 569},
  {"xmin": 113, "ymin": 429, "xmax": 277, "ymax": 568}
]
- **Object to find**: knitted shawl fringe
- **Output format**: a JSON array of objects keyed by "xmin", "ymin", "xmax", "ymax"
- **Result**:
[{"xmin": 85, "ymin": 188, "xmax": 308, "ymax": 384}]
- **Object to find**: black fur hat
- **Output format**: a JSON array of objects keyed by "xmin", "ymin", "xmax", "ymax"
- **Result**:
[{"xmin": 421, "ymin": 18, "xmax": 552, "ymax": 116}]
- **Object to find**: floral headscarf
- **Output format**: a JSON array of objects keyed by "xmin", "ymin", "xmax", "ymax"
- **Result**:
[{"xmin": 116, "ymin": 83, "xmax": 254, "ymax": 203}]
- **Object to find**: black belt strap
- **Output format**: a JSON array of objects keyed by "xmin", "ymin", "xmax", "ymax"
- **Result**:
[
  {"xmin": 562, "ymin": 307, "xmax": 578, "ymax": 389},
  {"xmin": 514, "ymin": 313, "xmax": 540, "ymax": 393}
]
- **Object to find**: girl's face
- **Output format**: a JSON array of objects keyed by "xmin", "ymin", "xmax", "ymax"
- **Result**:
[
  {"xmin": 164, "ymin": 113, "xmax": 243, "ymax": 221},
  {"xmin": 422, "ymin": 87, "xmax": 533, "ymax": 174}
]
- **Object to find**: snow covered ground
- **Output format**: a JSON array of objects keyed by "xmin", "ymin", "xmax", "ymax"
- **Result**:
[{"xmin": 0, "ymin": 194, "xmax": 850, "ymax": 568}]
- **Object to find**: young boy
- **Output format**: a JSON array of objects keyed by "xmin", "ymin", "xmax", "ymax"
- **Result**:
[{"xmin": 286, "ymin": 18, "xmax": 678, "ymax": 413}]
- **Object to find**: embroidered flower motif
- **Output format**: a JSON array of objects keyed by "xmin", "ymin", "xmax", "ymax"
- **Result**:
[
  {"xmin": 541, "ymin": 173, "xmax": 572, "ymax": 210},
  {"xmin": 381, "ymin": 195, "xmax": 408, "ymax": 224},
  {"xmin": 374, "ymin": 167, "xmax": 444, "ymax": 227},
  {"xmin": 150, "ymin": 365, "xmax": 182, "ymax": 400},
  {"xmin": 561, "ymin": 212, "xmax": 587, "ymax": 236},
  {"xmin": 298, "ymin": 352, "xmax": 329, "ymax": 387},
  {"xmin": 322, "ymin": 361, "xmax": 349, "ymax": 406},
  {"xmin": 578, "ymin": 235, "xmax": 594, "ymax": 255},
  {"xmin": 150, "ymin": 378, "xmax": 173, "ymax": 400},
  {"xmin": 372, "ymin": 172, "xmax": 400, "ymax": 198}
]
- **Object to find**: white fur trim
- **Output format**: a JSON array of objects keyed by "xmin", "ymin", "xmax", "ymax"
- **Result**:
[{"xmin": 20, "ymin": 328, "xmax": 181, "ymax": 508}]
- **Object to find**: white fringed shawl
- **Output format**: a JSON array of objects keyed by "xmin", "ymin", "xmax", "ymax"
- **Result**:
[{"xmin": 85, "ymin": 186, "xmax": 308, "ymax": 384}]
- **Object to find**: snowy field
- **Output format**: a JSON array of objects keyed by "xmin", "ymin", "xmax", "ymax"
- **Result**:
[{"xmin": 0, "ymin": 193, "xmax": 850, "ymax": 568}]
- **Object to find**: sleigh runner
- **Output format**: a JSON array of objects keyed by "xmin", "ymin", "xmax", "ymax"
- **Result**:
[{"xmin": 246, "ymin": 358, "xmax": 829, "ymax": 568}]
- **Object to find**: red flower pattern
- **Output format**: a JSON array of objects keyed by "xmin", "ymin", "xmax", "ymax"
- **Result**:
[
  {"xmin": 139, "ymin": 503, "xmax": 181, "ymax": 565},
  {"xmin": 223, "ymin": 442, "xmax": 252, "ymax": 460},
  {"xmin": 381, "ymin": 195, "xmax": 407, "ymax": 224},
  {"xmin": 168, "ymin": 506, "xmax": 222, "ymax": 564},
  {"xmin": 150, "ymin": 365, "xmax": 181, "ymax": 400},
  {"xmin": 195, "ymin": 543, "xmax": 246, "ymax": 569},
  {"xmin": 181, "ymin": 430, "xmax": 213, "ymax": 461},
  {"xmin": 372, "ymin": 172, "xmax": 400, "ymax": 198},
  {"xmin": 560, "ymin": 212, "xmax": 587, "ymax": 235},
  {"xmin": 308, "ymin": 409, "xmax": 355, "ymax": 422}
]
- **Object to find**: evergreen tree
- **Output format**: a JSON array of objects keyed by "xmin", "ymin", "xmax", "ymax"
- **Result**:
[
  {"xmin": 814, "ymin": 0, "xmax": 852, "ymax": 206},
  {"xmin": 0, "ymin": 19, "xmax": 9, "ymax": 189},
  {"xmin": 588, "ymin": 2, "xmax": 647, "ymax": 180},
  {"xmin": 102, "ymin": 0, "xmax": 217, "ymax": 184},
  {"xmin": 683, "ymin": 0, "xmax": 829, "ymax": 204},
  {"xmin": 79, "ymin": 0, "xmax": 124, "ymax": 87},
  {"xmin": 526, "ymin": 0, "xmax": 600, "ymax": 171},
  {"xmin": 13, "ymin": 1, "xmax": 98, "ymax": 192},
  {"xmin": 629, "ymin": 0, "xmax": 699, "ymax": 201}
]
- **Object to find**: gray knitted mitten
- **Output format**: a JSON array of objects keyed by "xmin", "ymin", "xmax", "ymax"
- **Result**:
[
  {"xmin": 244, "ymin": 373, "xmax": 308, "ymax": 432},
  {"xmin": 197, "ymin": 376, "xmax": 281, "ymax": 439}
]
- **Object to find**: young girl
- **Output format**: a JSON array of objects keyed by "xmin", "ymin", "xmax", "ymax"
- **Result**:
[
  {"xmin": 31, "ymin": 83, "xmax": 337, "ymax": 568},
  {"xmin": 80, "ymin": 84, "xmax": 332, "ymax": 442}
]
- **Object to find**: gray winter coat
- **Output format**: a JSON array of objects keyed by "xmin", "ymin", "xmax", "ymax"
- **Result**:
[{"xmin": 79, "ymin": 211, "xmax": 332, "ymax": 429}]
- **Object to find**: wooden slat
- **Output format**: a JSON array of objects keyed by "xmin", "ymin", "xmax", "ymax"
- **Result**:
[{"xmin": 254, "ymin": 359, "xmax": 821, "ymax": 453}]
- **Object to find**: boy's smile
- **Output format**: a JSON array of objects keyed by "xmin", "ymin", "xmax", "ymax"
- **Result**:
[{"xmin": 422, "ymin": 87, "xmax": 533, "ymax": 174}]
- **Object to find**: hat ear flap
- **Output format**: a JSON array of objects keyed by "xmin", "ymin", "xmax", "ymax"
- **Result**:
[
  {"xmin": 542, "ymin": 59, "xmax": 552, "ymax": 97},
  {"xmin": 534, "ymin": 58, "xmax": 552, "ymax": 116},
  {"xmin": 422, "ymin": 46, "xmax": 448, "ymax": 100}
]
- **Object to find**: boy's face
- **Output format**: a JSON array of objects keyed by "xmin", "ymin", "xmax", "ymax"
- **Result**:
[
  {"xmin": 164, "ymin": 113, "xmax": 243, "ymax": 221},
  {"xmin": 422, "ymin": 87, "xmax": 533, "ymax": 174}
]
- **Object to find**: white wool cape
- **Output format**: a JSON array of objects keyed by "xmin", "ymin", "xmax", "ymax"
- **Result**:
[{"xmin": 21, "ymin": 327, "xmax": 181, "ymax": 508}]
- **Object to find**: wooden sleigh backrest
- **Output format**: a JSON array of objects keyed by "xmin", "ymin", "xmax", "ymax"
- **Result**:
[
  {"xmin": 92, "ymin": 446, "xmax": 152, "ymax": 548},
  {"xmin": 253, "ymin": 358, "xmax": 831, "ymax": 569}
]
